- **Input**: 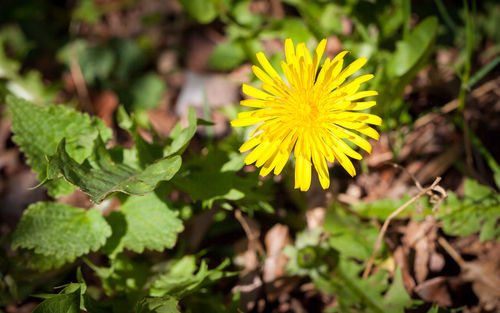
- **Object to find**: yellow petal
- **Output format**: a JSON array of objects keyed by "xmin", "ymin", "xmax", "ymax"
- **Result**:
[
  {"xmin": 285, "ymin": 38, "xmax": 296, "ymax": 64},
  {"xmin": 344, "ymin": 101, "xmax": 377, "ymax": 110},
  {"xmin": 240, "ymin": 99, "xmax": 267, "ymax": 108},
  {"xmin": 295, "ymin": 155, "xmax": 312, "ymax": 191},
  {"xmin": 240, "ymin": 134, "xmax": 263, "ymax": 152},
  {"xmin": 257, "ymin": 52, "xmax": 280, "ymax": 79},
  {"xmin": 331, "ymin": 145, "xmax": 356, "ymax": 177},
  {"xmin": 347, "ymin": 90, "xmax": 378, "ymax": 101},
  {"xmin": 252, "ymin": 65, "xmax": 275, "ymax": 85},
  {"xmin": 333, "ymin": 112, "xmax": 382, "ymax": 125},
  {"xmin": 312, "ymin": 149, "xmax": 330, "ymax": 189},
  {"xmin": 242, "ymin": 83, "xmax": 272, "ymax": 100}
]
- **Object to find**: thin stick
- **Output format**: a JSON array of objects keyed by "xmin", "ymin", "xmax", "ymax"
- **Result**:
[
  {"xmin": 69, "ymin": 48, "xmax": 93, "ymax": 114},
  {"xmin": 362, "ymin": 177, "xmax": 442, "ymax": 279},
  {"xmin": 437, "ymin": 236, "xmax": 466, "ymax": 267},
  {"xmin": 235, "ymin": 209, "xmax": 265, "ymax": 255}
]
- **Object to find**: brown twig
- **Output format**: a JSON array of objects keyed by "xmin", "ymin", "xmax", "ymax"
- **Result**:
[
  {"xmin": 437, "ymin": 236, "xmax": 466, "ymax": 267},
  {"xmin": 362, "ymin": 177, "xmax": 442, "ymax": 279},
  {"xmin": 235, "ymin": 209, "xmax": 265, "ymax": 255},
  {"xmin": 69, "ymin": 48, "xmax": 93, "ymax": 114}
]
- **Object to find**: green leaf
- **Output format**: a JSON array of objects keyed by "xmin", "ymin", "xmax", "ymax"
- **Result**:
[
  {"xmin": 58, "ymin": 40, "xmax": 115, "ymax": 84},
  {"xmin": 87, "ymin": 254, "xmax": 151, "ymax": 297},
  {"xmin": 150, "ymin": 256, "xmax": 234, "ymax": 298},
  {"xmin": 324, "ymin": 206, "xmax": 378, "ymax": 260},
  {"xmin": 178, "ymin": 0, "xmax": 218, "ymax": 24},
  {"xmin": 102, "ymin": 193, "xmax": 184, "ymax": 257},
  {"xmin": 350, "ymin": 196, "xmax": 431, "ymax": 219},
  {"xmin": 438, "ymin": 179, "xmax": 500, "ymax": 241},
  {"xmin": 384, "ymin": 268, "xmax": 415, "ymax": 311},
  {"xmin": 33, "ymin": 287, "xmax": 80, "ymax": 313},
  {"xmin": 209, "ymin": 40, "xmax": 246, "ymax": 71},
  {"xmin": 136, "ymin": 296, "xmax": 180, "ymax": 313},
  {"xmin": 163, "ymin": 106, "xmax": 197, "ymax": 157},
  {"xmin": 11, "ymin": 202, "xmax": 111, "ymax": 268},
  {"xmin": 45, "ymin": 138, "xmax": 182, "ymax": 203},
  {"xmin": 386, "ymin": 17, "xmax": 438, "ymax": 77},
  {"xmin": 128, "ymin": 72, "xmax": 166, "ymax": 110},
  {"xmin": 7, "ymin": 96, "xmax": 112, "ymax": 197}
]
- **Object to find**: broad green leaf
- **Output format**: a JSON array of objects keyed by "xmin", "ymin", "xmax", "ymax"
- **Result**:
[
  {"xmin": 11, "ymin": 202, "xmax": 111, "ymax": 268},
  {"xmin": 209, "ymin": 40, "xmax": 246, "ymax": 71},
  {"xmin": 324, "ymin": 206, "xmax": 378, "ymax": 260},
  {"xmin": 33, "ymin": 287, "xmax": 80, "ymax": 313},
  {"xmin": 102, "ymin": 193, "xmax": 184, "ymax": 257},
  {"xmin": 438, "ymin": 179, "xmax": 500, "ymax": 241},
  {"xmin": 45, "ymin": 138, "xmax": 182, "ymax": 203},
  {"xmin": 150, "ymin": 256, "xmax": 234, "ymax": 298},
  {"xmin": 136, "ymin": 296, "xmax": 180, "ymax": 313},
  {"xmin": 30, "ymin": 252, "xmax": 68, "ymax": 272},
  {"xmin": 7, "ymin": 96, "xmax": 112, "ymax": 197},
  {"xmin": 386, "ymin": 17, "xmax": 438, "ymax": 77},
  {"xmin": 178, "ymin": 0, "xmax": 218, "ymax": 24}
]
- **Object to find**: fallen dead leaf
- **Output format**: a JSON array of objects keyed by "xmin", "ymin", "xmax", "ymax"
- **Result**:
[{"xmin": 414, "ymin": 276, "xmax": 452, "ymax": 307}]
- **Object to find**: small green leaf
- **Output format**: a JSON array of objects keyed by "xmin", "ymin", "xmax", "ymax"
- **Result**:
[
  {"xmin": 136, "ymin": 296, "xmax": 180, "ymax": 313},
  {"xmin": 150, "ymin": 256, "xmax": 234, "ymax": 298},
  {"xmin": 33, "ymin": 287, "xmax": 80, "ymax": 313},
  {"xmin": 128, "ymin": 72, "xmax": 166, "ymax": 110},
  {"xmin": 384, "ymin": 267, "xmax": 415, "ymax": 311},
  {"xmin": 178, "ymin": 0, "xmax": 218, "ymax": 24},
  {"xmin": 164, "ymin": 106, "xmax": 197, "ymax": 157},
  {"xmin": 11, "ymin": 202, "xmax": 111, "ymax": 268},
  {"xmin": 45, "ymin": 138, "xmax": 182, "ymax": 203},
  {"xmin": 7, "ymin": 96, "xmax": 112, "ymax": 197},
  {"xmin": 102, "ymin": 193, "xmax": 184, "ymax": 257},
  {"xmin": 439, "ymin": 179, "xmax": 500, "ymax": 241},
  {"xmin": 209, "ymin": 40, "xmax": 246, "ymax": 71},
  {"xmin": 386, "ymin": 17, "xmax": 438, "ymax": 77},
  {"xmin": 324, "ymin": 206, "xmax": 378, "ymax": 260}
]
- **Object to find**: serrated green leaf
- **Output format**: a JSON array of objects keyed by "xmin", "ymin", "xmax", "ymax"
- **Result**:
[
  {"xmin": 7, "ymin": 96, "xmax": 113, "ymax": 197},
  {"xmin": 136, "ymin": 296, "xmax": 180, "ymax": 313},
  {"xmin": 45, "ymin": 138, "xmax": 182, "ymax": 203},
  {"xmin": 102, "ymin": 193, "xmax": 184, "ymax": 257},
  {"xmin": 33, "ymin": 287, "xmax": 80, "ymax": 313},
  {"xmin": 11, "ymin": 202, "xmax": 111, "ymax": 267},
  {"xmin": 150, "ymin": 256, "xmax": 234, "ymax": 298},
  {"xmin": 439, "ymin": 179, "xmax": 500, "ymax": 241}
]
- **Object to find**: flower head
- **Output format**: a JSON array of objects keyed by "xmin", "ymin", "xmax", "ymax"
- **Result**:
[{"xmin": 231, "ymin": 38, "xmax": 381, "ymax": 191}]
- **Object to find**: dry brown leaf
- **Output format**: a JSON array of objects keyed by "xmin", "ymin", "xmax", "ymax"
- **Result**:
[{"xmin": 414, "ymin": 276, "xmax": 452, "ymax": 307}]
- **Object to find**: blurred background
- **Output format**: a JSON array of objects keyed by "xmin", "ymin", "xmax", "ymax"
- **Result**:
[{"xmin": 0, "ymin": 0, "xmax": 499, "ymax": 312}]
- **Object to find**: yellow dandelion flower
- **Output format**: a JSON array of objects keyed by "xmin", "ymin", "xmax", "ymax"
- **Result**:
[{"xmin": 231, "ymin": 38, "xmax": 382, "ymax": 191}]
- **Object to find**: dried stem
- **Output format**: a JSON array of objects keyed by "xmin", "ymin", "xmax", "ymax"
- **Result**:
[
  {"xmin": 69, "ymin": 49, "xmax": 93, "ymax": 114},
  {"xmin": 437, "ymin": 236, "xmax": 466, "ymax": 267},
  {"xmin": 362, "ymin": 177, "xmax": 442, "ymax": 279},
  {"xmin": 235, "ymin": 209, "xmax": 265, "ymax": 255}
]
